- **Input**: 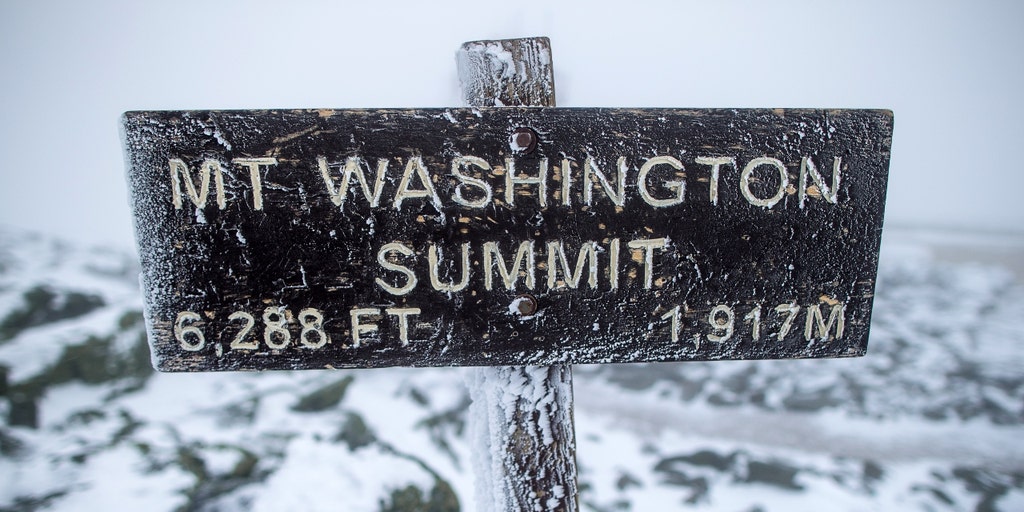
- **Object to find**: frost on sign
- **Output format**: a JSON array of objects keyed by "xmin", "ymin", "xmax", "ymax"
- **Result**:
[{"xmin": 121, "ymin": 108, "xmax": 893, "ymax": 372}]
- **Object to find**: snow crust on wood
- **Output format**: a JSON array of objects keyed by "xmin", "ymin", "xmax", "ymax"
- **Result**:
[
  {"xmin": 468, "ymin": 366, "xmax": 577, "ymax": 511},
  {"xmin": 457, "ymin": 38, "xmax": 556, "ymax": 108}
]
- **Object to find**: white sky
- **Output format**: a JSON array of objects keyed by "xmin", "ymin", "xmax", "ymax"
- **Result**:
[{"xmin": 1, "ymin": 0, "xmax": 1022, "ymax": 251}]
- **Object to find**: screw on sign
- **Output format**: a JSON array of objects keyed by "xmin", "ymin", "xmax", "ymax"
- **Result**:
[
  {"xmin": 120, "ymin": 37, "xmax": 893, "ymax": 511},
  {"xmin": 511, "ymin": 127, "xmax": 539, "ymax": 154}
]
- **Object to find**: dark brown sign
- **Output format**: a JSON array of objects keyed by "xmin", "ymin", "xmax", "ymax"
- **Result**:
[{"xmin": 122, "ymin": 108, "xmax": 893, "ymax": 371}]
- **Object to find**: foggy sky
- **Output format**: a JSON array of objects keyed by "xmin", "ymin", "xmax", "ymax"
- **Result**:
[{"xmin": 1, "ymin": 0, "xmax": 1021, "ymax": 251}]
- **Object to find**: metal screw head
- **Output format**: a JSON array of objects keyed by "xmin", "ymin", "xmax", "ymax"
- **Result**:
[
  {"xmin": 513, "ymin": 294, "xmax": 539, "ymax": 316},
  {"xmin": 510, "ymin": 127, "xmax": 538, "ymax": 153}
]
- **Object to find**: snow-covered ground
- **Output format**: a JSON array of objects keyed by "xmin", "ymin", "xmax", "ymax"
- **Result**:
[{"xmin": 1, "ymin": 226, "xmax": 1022, "ymax": 511}]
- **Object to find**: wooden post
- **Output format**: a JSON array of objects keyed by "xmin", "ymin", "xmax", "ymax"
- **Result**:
[
  {"xmin": 457, "ymin": 37, "xmax": 579, "ymax": 512},
  {"xmin": 457, "ymin": 38, "xmax": 556, "ymax": 107}
]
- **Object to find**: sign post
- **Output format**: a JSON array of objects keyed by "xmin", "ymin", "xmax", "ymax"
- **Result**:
[
  {"xmin": 457, "ymin": 38, "xmax": 578, "ymax": 512},
  {"xmin": 121, "ymin": 37, "xmax": 893, "ymax": 511}
]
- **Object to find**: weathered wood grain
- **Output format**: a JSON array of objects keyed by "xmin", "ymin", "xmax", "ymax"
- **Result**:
[
  {"xmin": 457, "ymin": 37, "xmax": 556, "ymax": 107},
  {"xmin": 122, "ymin": 106, "xmax": 893, "ymax": 372}
]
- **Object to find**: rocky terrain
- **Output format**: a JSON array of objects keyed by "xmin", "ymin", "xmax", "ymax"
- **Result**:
[{"xmin": 1, "ymin": 227, "xmax": 1022, "ymax": 511}]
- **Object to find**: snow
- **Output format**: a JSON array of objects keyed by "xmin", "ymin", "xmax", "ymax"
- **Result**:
[
  {"xmin": 250, "ymin": 440, "xmax": 434, "ymax": 512},
  {"xmin": 46, "ymin": 444, "xmax": 195, "ymax": 512},
  {"xmin": 467, "ymin": 366, "xmax": 575, "ymax": 511},
  {"xmin": 1, "ymin": 227, "xmax": 1023, "ymax": 510}
]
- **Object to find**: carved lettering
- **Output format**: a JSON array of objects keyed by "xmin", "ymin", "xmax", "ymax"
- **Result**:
[
  {"xmin": 231, "ymin": 157, "xmax": 277, "ymax": 210},
  {"xmin": 740, "ymin": 157, "xmax": 788, "ymax": 208},
  {"xmin": 505, "ymin": 157, "xmax": 548, "ymax": 207},
  {"xmin": 376, "ymin": 242, "xmax": 418, "ymax": 295},
  {"xmin": 169, "ymin": 159, "xmax": 225, "ymax": 210},
  {"xmin": 484, "ymin": 241, "xmax": 536, "ymax": 291},
  {"xmin": 638, "ymin": 155, "xmax": 685, "ymax": 207},
  {"xmin": 394, "ymin": 157, "xmax": 440, "ymax": 209},
  {"xmin": 546, "ymin": 241, "xmax": 599, "ymax": 290},
  {"xmin": 318, "ymin": 156, "xmax": 388, "ymax": 209}
]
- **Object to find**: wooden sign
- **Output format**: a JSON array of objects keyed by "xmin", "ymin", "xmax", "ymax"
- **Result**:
[{"xmin": 122, "ymin": 108, "xmax": 893, "ymax": 372}]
